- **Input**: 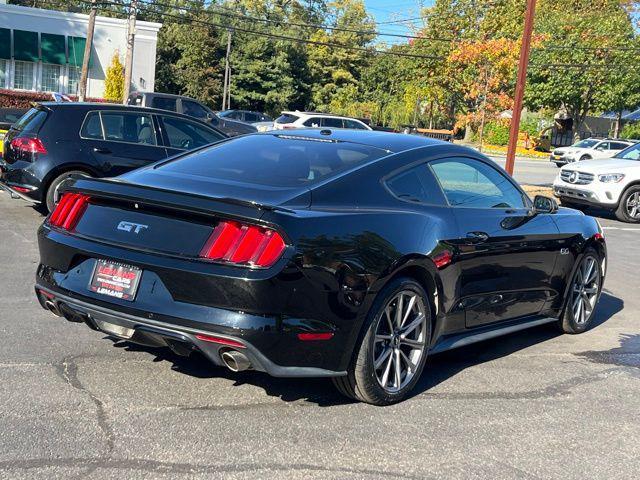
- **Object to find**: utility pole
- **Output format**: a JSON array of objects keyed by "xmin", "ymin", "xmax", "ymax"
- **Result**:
[
  {"xmin": 227, "ymin": 66, "xmax": 232, "ymax": 109},
  {"xmin": 123, "ymin": 0, "xmax": 138, "ymax": 104},
  {"xmin": 222, "ymin": 29, "xmax": 232, "ymax": 111},
  {"xmin": 78, "ymin": 0, "xmax": 97, "ymax": 101},
  {"xmin": 505, "ymin": 0, "xmax": 537, "ymax": 175}
]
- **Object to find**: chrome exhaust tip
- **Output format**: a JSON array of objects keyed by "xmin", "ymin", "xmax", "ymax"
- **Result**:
[
  {"xmin": 44, "ymin": 300, "xmax": 62, "ymax": 317},
  {"xmin": 220, "ymin": 350, "xmax": 251, "ymax": 372}
]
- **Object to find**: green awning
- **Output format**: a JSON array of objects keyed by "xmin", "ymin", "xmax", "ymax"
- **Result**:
[
  {"xmin": 0, "ymin": 29, "xmax": 10, "ymax": 60},
  {"xmin": 41, "ymin": 33, "xmax": 66, "ymax": 65},
  {"xmin": 13, "ymin": 30, "xmax": 39, "ymax": 62},
  {"xmin": 68, "ymin": 36, "xmax": 93, "ymax": 68}
]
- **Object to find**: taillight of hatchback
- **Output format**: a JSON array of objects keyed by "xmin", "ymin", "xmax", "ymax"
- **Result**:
[
  {"xmin": 10, "ymin": 136, "xmax": 47, "ymax": 159},
  {"xmin": 199, "ymin": 220, "xmax": 286, "ymax": 268}
]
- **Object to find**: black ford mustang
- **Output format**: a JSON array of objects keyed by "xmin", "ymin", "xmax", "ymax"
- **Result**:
[{"xmin": 35, "ymin": 129, "xmax": 606, "ymax": 405}]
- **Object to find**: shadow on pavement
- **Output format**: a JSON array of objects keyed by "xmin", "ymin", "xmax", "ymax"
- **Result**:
[{"xmin": 109, "ymin": 291, "xmax": 623, "ymax": 407}]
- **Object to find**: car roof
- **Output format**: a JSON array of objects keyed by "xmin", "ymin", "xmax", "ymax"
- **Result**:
[
  {"xmin": 259, "ymin": 128, "xmax": 445, "ymax": 153},
  {"xmin": 281, "ymin": 111, "xmax": 365, "ymax": 121},
  {"xmin": 36, "ymin": 102, "xmax": 222, "ymax": 131}
]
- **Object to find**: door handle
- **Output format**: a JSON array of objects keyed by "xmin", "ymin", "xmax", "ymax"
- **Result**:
[
  {"xmin": 93, "ymin": 147, "xmax": 111, "ymax": 154},
  {"xmin": 465, "ymin": 231, "xmax": 490, "ymax": 244}
]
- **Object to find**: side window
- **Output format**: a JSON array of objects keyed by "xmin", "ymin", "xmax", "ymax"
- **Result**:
[
  {"xmin": 161, "ymin": 115, "xmax": 225, "ymax": 150},
  {"xmin": 303, "ymin": 117, "xmax": 321, "ymax": 127},
  {"xmin": 430, "ymin": 158, "xmax": 526, "ymax": 209},
  {"xmin": 151, "ymin": 96, "xmax": 177, "ymax": 112},
  {"xmin": 610, "ymin": 142, "xmax": 628, "ymax": 150},
  {"xmin": 80, "ymin": 112, "xmax": 103, "ymax": 139},
  {"xmin": 182, "ymin": 100, "xmax": 209, "ymax": 120},
  {"xmin": 100, "ymin": 112, "xmax": 157, "ymax": 146},
  {"xmin": 322, "ymin": 117, "xmax": 345, "ymax": 128},
  {"xmin": 344, "ymin": 119, "xmax": 366, "ymax": 130},
  {"xmin": 386, "ymin": 164, "xmax": 447, "ymax": 206},
  {"xmin": 244, "ymin": 112, "xmax": 259, "ymax": 122},
  {"xmin": 594, "ymin": 141, "xmax": 609, "ymax": 151}
]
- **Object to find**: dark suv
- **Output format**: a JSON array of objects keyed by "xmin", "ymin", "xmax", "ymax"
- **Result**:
[
  {"xmin": 127, "ymin": 92, "xmax": 257, "ymax": 137},
  {"xmin": 0, "ymin": 102, "xmax": 226, "ymax": 212}
]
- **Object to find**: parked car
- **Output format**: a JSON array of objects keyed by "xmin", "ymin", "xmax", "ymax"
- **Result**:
[
  {"xmin": 127, "ymin": 92, "xmax": 257, "ymax": 137},
  {"xmin": 549, "ymin": 137, "xmax": 635, "ymax": 167},
  {"xmin": 35, "ymin": 129, "xmax": 606, "ymax": 405},
  {"xmin": 0, "ymin": 108, "xmax": 28, "ymax": 158},
  {"xmin": 553, "ymin": 141, "xmax": 640, "ymax": 222},
  {"xmin": 0, "ymin": 103, "xmax": 226, "ymax": 212},
  {"xmin": 218, "ymin": 109, "xmax": 271, "ymax": 124},
  {"xmin": 273, "ymin": 111, "xmax": 372, "ymax": 130}
]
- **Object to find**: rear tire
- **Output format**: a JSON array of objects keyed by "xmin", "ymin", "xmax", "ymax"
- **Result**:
[
  {"xmin": 559, "ymin": 248, "xmax": 603, "ymax": 334},
  {"xmin": 332, "ymin": 277, "xmax": 431, "ymax": 405},
  {"xmin": 45, "ymin": 170, "xmax": 90, "ymax": 213},
  {"xmin": 615, "ymin": 185, "xmax": 640, "ymax": 223}
]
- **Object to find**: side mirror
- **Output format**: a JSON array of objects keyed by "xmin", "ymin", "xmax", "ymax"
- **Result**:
[{"xmin": 533, "ymin": 195, "xmax": 558, "ymax": 214}]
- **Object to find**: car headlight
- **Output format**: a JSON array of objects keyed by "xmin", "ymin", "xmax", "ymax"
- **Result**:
[{"xmin": 598, "ymin": 173, "xmax": 625, "ymax": 183}]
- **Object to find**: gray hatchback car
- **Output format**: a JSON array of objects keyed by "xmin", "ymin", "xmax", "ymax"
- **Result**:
[{"xmin": 127, "ymin": 92, "xmax": 256, "ymax": 137}]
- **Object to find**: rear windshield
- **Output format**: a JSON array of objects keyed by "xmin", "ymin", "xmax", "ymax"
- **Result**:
[
  {"xmin": 275, "ymin": 114, "xmax": 299, "ymax": 124},
  {"xmin": 0, "ymin": 109, "xmax": 26, "ymax": 125},
  {"xmin": 157, "ymin": 134, "xmax": 389, "ymax": 187},
  {"xmin": 12, "ymin": 108, "xmax": 48, "ymax": 132}
]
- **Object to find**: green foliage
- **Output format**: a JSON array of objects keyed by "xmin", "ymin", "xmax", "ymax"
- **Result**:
[
  {"xmin": 620, "ymin": 122, "xmax": 640, "ymax": 140},
  {"xmin": 483, "ymin": 122, "xmax": 510, "ymax": 146},
  {"xmin": 103, "ymin": 52, "xmax": 124, "ymax": 102}
]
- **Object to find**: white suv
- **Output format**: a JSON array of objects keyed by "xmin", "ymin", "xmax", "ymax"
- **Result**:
[
  {"xmin": 553, "ymin": 142, "xmax": 640, "ymax": 222},
  {"xmin": 550, "ymin": 138, "xmax": 634, "ymax": 167},
  {"xmin": 273, "ymin": 111, "xmax": 372, "ymax": 131}
]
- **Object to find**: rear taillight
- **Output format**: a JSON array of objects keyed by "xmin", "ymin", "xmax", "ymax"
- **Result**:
[
  {"xmin": 200, "ymin": 220, "xmax": 286, "ymax": 268},
  {"xmin": 48, "ymin": 192, "xmax": 90, "ymax": 231},
  {"xmin": 10, "ymin": 137, "xmax": 47, "ymax": 154}
]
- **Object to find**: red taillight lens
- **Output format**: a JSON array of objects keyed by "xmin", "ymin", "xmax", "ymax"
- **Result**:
[
  {"xmin": 200, "ymin": 220, "xmax": 286, "ymax": 268},
  {"xmin": 49, "ymin": 192, "xmax": 90, "ymax": 231},
  {"xmin": 10, "ymin": 137, "xmax": 47, "ymax": 154}
]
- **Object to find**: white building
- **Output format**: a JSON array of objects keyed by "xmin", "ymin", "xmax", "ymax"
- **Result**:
[{"xmin": 0, "ymin": 3, "xmax": 161, "ymax": 98}]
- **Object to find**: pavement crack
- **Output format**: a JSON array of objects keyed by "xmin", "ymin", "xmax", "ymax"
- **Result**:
[{"xmin": 55, "ymin": 355, "xmax": 115, "ymax": 477}]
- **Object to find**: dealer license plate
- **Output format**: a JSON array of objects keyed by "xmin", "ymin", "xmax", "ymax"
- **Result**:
[{"xmin": 89, "ymin": 259, "xmax": 141, "ymax": 301}]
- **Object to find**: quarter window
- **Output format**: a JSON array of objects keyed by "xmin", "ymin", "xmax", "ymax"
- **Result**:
[
  {"xmin": 161, "ymin": 115, "xmax": 225, "ymax": 149},
  {"xmin": 430, "ymin": 158, "xmax": 526, "ymax": 209},
  {"xmin": 344, "ymin": 119, "xmax": 366, "ymax": 130},
  {"xmin": 80, "ymin": 112, "xmax": 103, "ymax": 139},
  {"xmin": 386, "ymin": 164, "xmax": 446, "ymax": 205}
]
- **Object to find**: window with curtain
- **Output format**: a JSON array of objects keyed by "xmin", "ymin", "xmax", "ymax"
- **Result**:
[
  {"xmin": 41, "ymin": 64, "xmax": 62, "ymax": 92},
  {"xmin": 14, "ymin": 61, "xmax": 35, "ymax": 90},
  {"xmin": 0, "ymin": 59, "xmax": 7, "ymax": 88},
  {"xmin": 67, "ymin": 66, "xmax": 80, "ymax": 95}
]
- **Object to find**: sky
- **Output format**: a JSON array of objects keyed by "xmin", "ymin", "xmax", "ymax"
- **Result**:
[{"xmin": 364, "ymin": 0, "xmax": 431, "ymax": 39}]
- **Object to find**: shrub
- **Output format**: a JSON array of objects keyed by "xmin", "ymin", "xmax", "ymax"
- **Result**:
[
  {"xmin": 483, "ymin": 121, "xmax": 510, "ymax": 146},
  {"xmin": 104, "ymin": 51, "xmax": 125, "ymax": 102},
  {"xmin": 620, "ymin": 122, "xmax": 640, "ymax": 140}
]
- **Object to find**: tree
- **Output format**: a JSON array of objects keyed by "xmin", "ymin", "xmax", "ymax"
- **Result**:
[
  {"xmin": 306, "ymin": 0, "xmax": 376, "ymax": 111},
  {"xmin": 526, "ymin": 0, "xmax": 639, "ymax": 140},
  {"xmin": 103, "ymin": 51, "xmax": 124, "ymax": 101}
]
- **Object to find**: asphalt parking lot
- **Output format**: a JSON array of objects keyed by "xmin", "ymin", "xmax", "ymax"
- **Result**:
[{"xmin": 0, "ymin": 159, "xmax": 639, "ymax": 479}]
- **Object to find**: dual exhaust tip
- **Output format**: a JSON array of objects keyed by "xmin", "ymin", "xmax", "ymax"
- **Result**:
[{"xmin": 45, "ymin": 295, "xmax": 252, "ymax": 373}]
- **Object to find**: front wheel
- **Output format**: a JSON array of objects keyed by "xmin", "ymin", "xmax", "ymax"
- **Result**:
[
  {"xmin": 615, "ymin": 185, "xmax": 640, "ymax": 223},
  {"xmin": 559, "ymin": 249, "xmax": 603, "ymax": 334},
  {"xmin": 333, "ymin": 277, "xmax": 431, "ymax": 405}
]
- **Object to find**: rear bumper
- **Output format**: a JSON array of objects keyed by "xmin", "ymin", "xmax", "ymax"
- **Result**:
[
  {"xmin": 0, "ymin": 180, "xmax": 41, "ymax": 203},
  {"xmin": 35, "ymin": 284, "xmax": 345, "ymax": 378}
]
